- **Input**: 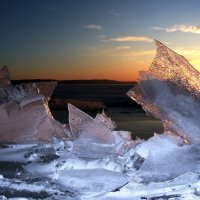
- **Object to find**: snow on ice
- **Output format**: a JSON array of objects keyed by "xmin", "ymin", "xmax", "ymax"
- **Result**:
[{"xmin": 1, "ymin": 41, "xmax": 200, "ymax": 199}]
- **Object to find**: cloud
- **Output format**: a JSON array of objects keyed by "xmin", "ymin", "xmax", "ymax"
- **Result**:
[
  {"xmin": 97, "ymin": 35, "xmax": 111, "ymax": 42},
  {"xmin": 110, "ymin": 36, "xmax": 152, "ymax": 42},
  {"xmin": 80, "ymin": 46, "xmax": 154, "ymax": 57},
  {"xmin": 109, "ymin": 10, "xmax": 122, "ymax": 16},
  {"xmin": 116, "ymin": 46, "xmax": 131, "ymax": 50},
  {"xmin": 84, "ymin": 24, "xmax": 102, "ymax": 30},
  {"xmin": 151, "ymin": 26, "xmax": 164, "ymax": 31},
  {"xmin": 97, "ymin": 35, "xmax": 107, "ymax": 39},
  {"xmin": 152, "ymin": 24, "xmax": 200, "ymax": 34}
]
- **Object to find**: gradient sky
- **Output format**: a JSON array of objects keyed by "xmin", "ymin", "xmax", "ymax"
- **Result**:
[{"xmin": 1, "ymin": 0, "xmax": 200, "ymax": 81}]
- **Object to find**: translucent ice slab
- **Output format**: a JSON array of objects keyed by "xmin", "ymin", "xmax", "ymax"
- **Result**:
[
  {"xmin": 127, "ymin": 41, "xmax": 200, "ymax": 143},
  {"xmin": 68, "ymin": 103, "xmax": 115, "ymax": 144}
]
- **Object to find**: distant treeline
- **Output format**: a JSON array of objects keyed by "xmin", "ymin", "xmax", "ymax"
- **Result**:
[{"xmin": 12, "ymin": 79, "xmax": 136, "ymax": 85}]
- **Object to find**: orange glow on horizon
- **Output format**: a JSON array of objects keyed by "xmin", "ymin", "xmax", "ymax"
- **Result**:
[{"xmin": 10, "ymin": 58, "xmax": 152, "ymax": 81}]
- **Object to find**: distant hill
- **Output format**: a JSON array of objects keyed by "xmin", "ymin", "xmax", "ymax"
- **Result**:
[
  {"xmin": 12, "ymin": 79, "xmax": 136, "ymax": 85},
  {"xmin": 58, "ymin": 79, "xmax": 136, "ymax": 84}
]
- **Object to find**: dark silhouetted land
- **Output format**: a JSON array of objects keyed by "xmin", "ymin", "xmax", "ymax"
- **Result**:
[{"xmin": 12, "ymin": 79, "xmax": 136, "ymax": 85}]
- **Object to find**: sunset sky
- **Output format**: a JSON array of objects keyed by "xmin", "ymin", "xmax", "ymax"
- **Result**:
[{"xmin": 1, "ymin": 0, "xmax": 200, "ymax": 81}]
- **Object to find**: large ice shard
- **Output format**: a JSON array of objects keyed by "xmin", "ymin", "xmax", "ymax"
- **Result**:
[
  {"xmin": 0, "ymin": 67, "xmax": 71, "ymax": 143},
  {"xmin": 68, "ymin": 103, "xmax": 115, "ymax": 144},
  {"xmin": 0, "ymin": 101, "xmax": 69, "ymax": 142},
  {"xmin": 150, "ymin": 40, "xmax": 200, "ymax": 98},
  {"xmin": 127, "ymin": 41, "xmax": 200, "ymax": 143}
]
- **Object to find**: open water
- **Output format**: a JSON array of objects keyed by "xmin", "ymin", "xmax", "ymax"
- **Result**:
[{"xmin": 51, "ymin": 84, "xmax": 163, "ymax": 139}]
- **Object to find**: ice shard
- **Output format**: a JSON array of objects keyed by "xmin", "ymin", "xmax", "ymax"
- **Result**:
[
  {"xmin": 34, "ymin": 81, "xmax": 57, "ymax": 101},
  {"xmin": 127, "ymin": 41, "xmax": 200, "ymax": 143},
  {"xmin": 135, "ymin": 133, "xmax": 183, "ymax": 159},
  {"xmin": 6, "ymin": 83, "xmax": 44, "ymax": 107},
  {"xmin": 0, "ymin": 67, "xmax": 71, "ymax": 143},
  {"xmin": 150, "ymin": 40, "xmax": 200, "ymax": 98},
  {"xmin": 0, "ymin": 65, "xmax": 11, "ymax": 86},
  {"xmin": 133, "ymin": 144, "xmax": 200, "ymax": 183},
  {"xmin": 68, "ymin": 103, "xmax": 115, "ymax": 144},
  {"xmin": 95, "ymin": 110, "xmax": 117, "ymax": 130}
]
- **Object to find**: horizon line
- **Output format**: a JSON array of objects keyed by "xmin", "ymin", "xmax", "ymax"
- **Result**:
[{"xmin": 11, "ymin": 78, "xmax": 136, "ymax": 82}]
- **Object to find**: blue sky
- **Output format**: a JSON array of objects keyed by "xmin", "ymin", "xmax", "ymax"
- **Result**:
[{"xmin": 1, "ymin": 0, "xmax": 200, "ymax": 80}]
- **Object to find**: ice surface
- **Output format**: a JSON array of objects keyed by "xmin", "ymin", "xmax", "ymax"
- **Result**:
[
  {"xmin": 68, "ymin": 103, "xmax": 115, "ymax": 144},
  {"xmin": 57, "ymin": 169, "xmax": 131, "ymax": 198},
  {"xmin": 127, "ymin": 41, "xmax": 200, "ymax": 143},
  {"xmin": 0, "ymin": 143, "xmax": 37, "ymax": 162},
  {"xmin": 104, "ymin": 172, "xmax": 200, "ymax": 199},
  {"xmin": 134, "ymin": 144, "xmax": 200, "ymax": 183},
  {"xmin": 0, "ymin": 136, "xmax": 200, "ymax": 199},
  {"xmin": 0, "ymin": 173, "xmax": 77, "ymax": 199},
  {"xmin": 0, "ymin": 139, "xmax": 140, "ymax": 199},
  {"xmin": 22, "ymin": 138, "xmax": 141, "ymax": 178}
]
